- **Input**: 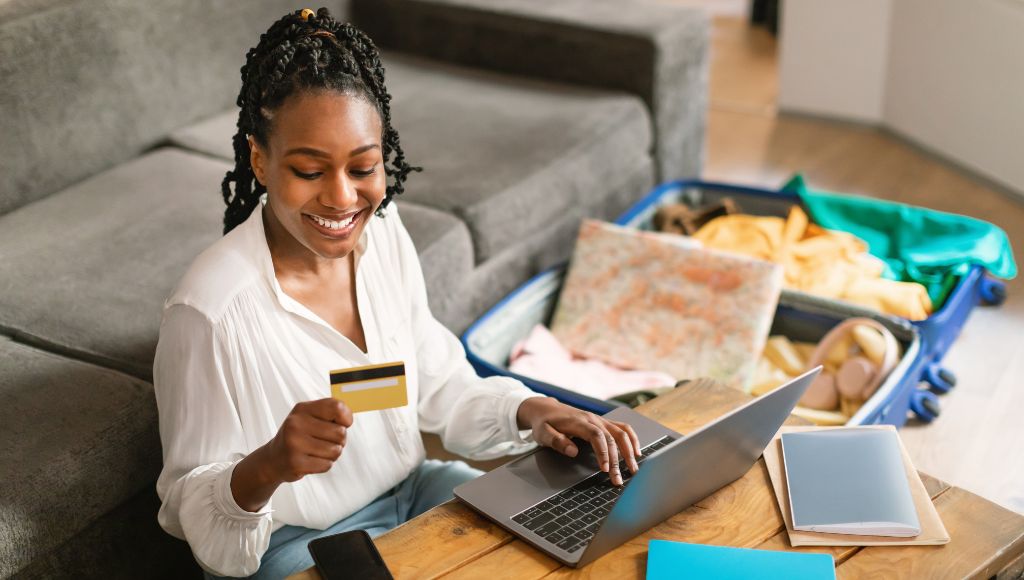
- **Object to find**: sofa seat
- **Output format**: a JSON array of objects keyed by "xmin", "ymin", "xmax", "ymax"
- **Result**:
[
  {"xmin": 169, "ymin": 52, "xmax": 654, "ymax": 265},
  {"xmin": 0, "ymin": 336, "xmax": 162, "ymax": 578},
  {"xmin": 0, "ymin": 148, "xmax": 473, "ymax": 380}
]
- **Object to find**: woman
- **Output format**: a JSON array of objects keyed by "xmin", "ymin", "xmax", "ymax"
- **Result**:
[{"xmin": 154, "ymin": 8, "xmax": 640, "ymax": 578}]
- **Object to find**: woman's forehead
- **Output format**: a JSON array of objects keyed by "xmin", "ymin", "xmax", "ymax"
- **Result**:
[{"xmin": 269, "ymin": 90, "xmax": 383, "ymax": 153}]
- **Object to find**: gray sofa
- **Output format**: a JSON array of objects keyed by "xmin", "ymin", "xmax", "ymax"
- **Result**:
[{"xmin": 0, "ymin": 0, "xmax": 708, "ymax": 577}]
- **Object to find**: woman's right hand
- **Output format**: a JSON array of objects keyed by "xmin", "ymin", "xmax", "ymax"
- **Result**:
[
  {"xmin": 231, "ymin": 398, "xmax": 353, "ymax": 512},
  {"xmin": 265, "ymin": 398, "xmax": 354, "ymax": 483}
]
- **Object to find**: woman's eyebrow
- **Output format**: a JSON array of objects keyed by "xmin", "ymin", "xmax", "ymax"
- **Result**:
[
  {"xmin": 282, "ymin": 144, "xmax": 379, "ymax": 158},
  {"xmin": 349, "ymin": 144, "xmax": 380, "ymax": 157},
  {"xmin": 284, "ymin": 147, "xmax": 331, "ymax": 159}
]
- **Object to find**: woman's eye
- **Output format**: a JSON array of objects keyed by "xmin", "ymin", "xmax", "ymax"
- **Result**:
[
  {"xmin": 291, "ymin": 168, "xmax": 322, "ymax": 180},
  {"xmin": 351, "ymin": 165, "xmax": 378, "ymax": 178}
]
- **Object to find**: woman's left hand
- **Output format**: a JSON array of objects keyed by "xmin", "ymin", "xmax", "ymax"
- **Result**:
[{"xmin": 516, "ymin": 397, "xmax": 641, "ymax": 486}]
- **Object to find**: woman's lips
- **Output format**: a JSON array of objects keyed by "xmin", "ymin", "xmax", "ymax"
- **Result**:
[{"xmin": 304, "ymin": 209, "xmax": 363, "ymax": 239}]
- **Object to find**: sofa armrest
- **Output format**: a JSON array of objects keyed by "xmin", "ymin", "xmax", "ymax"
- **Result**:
[{"xmin": 351, "ymin": 0, "xmax": 709, "ymax": 181}]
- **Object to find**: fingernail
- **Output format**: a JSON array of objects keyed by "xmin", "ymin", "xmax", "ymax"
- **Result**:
[
  {"xmin": 566, "ymin": 445, "xmax": 578, "ymax": 457},
  {"xmin": 603, "ymin": 461, "xmax": 609, "ymax": 471}
]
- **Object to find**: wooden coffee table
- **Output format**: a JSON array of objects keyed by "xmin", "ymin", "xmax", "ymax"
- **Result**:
[{"xmin": 290, "ymin": 379, "xmax": 1024, "ymax": 579}]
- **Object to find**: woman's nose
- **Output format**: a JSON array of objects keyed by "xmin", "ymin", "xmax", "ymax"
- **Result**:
[{"xmin": 321, "ymin": 171, "xmax": 359, "ymax": 209}]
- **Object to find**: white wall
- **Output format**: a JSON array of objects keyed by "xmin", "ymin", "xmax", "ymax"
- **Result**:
[
  {"xmin": 778, "ymin": 0, "xmax": 893, "ymax": 123},
  {"xmin": 779, "ymin": 0, "xmax": 1024, "ymax": 197},
  {"xmin": 884, "ymin": 0, "xmax": 1024, "ymax": 196}
]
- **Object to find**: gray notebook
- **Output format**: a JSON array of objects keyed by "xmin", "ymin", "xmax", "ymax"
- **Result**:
[{"xmin": 781, "ymin": 429, "xmax": 921, "ymax": 537}]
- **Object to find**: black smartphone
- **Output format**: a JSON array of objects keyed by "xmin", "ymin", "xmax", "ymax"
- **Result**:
[{"xmin": 307, "ymin": 530, "xmax": 394, "ymax": 580}]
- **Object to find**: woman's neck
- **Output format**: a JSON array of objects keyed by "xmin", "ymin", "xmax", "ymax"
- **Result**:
[{"xmin": 262, "ymin": 205, "xmax": 349, "ymax": 281}]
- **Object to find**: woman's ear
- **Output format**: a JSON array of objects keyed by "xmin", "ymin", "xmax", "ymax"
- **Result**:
[{"xmin": 248, "ymin": 135, "xmax": 266, "ymax": 185}]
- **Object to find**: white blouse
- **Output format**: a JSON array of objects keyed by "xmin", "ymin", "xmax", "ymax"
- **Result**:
[{"xmin": 153, "ymin": 198, "xmax": 541, "ymax": 577}]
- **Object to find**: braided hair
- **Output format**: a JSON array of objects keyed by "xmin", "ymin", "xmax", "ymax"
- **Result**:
[{"xmin": 221, "ymin": 7, "xmax": 418, "ymax": 235}]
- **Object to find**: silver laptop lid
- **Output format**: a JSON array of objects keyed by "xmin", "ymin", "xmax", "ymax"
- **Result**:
[{"xmin": 575, "ymin": 367, "xmax": 819, "ymax": 567}]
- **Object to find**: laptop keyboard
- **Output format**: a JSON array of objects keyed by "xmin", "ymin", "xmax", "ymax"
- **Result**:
[{"xmin": 510, "ymin": 436, "xmax": 674, "ymax": 554}]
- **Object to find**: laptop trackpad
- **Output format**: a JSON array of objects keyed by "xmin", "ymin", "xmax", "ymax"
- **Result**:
[{"xmin": 506, "ymin": 445, "xmax": 601, "ymax": 492}]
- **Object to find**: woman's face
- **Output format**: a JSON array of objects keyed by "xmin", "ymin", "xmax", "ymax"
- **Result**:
[{"xmin": 250, "ymin": 90, "xmax": 386, "ymax": 262}]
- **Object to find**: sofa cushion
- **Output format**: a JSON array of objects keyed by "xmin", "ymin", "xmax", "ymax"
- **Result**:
[
  {"xmin": 0, "ymin": 148, "xmax": 230, "ymax": 379},
  {"xmin": 394, "ymin": 202, "xmax": 475, "ymax": 330},
  {"xmin": 12, "ymin": 487, "xmax": 201, "ymax": 580},
  {"xmin": 0, "ymin": 336, "xmax": 160, "ymax": 578},
  {"xmin": 0, "ymin": 0, "xmax": 333, "ymax": 216},
  {"xmin": 0, "ymin": 148, "xmax": 473, "ymax": 379},
  {"xmin": 352, "ymin": 0, "xmax": 709, "ymax": 183},
  {"xmin": 169, "ymin": 52, "xmax": 653, "ymax": 263}
]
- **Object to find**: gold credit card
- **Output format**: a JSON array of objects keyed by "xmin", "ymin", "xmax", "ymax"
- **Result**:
[{"xmin": 330, "ymin": 361, "xmax": 408, "ymax": 413}]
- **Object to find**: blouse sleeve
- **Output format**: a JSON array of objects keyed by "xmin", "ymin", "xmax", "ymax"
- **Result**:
[
  {"xmin": 153, "ymin": 303, "xmax": 273, "ymax": 577},
  {"xmin": 389, "ymin": 208, "xmax": 546, "ymax": 461}
]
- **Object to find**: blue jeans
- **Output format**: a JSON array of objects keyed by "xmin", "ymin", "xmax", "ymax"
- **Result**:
[{"xmin": 205, "ymin": 459, "xmax": 483, "ymax": 580}]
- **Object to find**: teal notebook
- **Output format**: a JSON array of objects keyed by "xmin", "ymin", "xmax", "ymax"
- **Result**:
[{"xmin": 646, "ymin": 540, "xmax": 835, "ymax": 580}]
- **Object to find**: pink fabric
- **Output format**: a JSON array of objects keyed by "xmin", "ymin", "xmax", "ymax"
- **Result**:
[{"xmin": 509, "ymin": 324, "xmax": 677, "ymax": 400}]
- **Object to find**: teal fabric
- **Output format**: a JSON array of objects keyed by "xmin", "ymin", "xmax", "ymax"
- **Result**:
[{"xmin": 783, "ymin": 175, "xmax": 1017, "ymax": 307}]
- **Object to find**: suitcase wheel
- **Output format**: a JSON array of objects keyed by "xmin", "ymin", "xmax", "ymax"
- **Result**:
[
  {"xmin": 980, "ymin": 277, "xmax": 1007, "ymax": 306},
  {"xmin": 911, "ymin": 389, "xmax": 941, "ymax": 423},
  {"xmin": 924, "ymin": 364, "xmax": 957, "ymax": 394}
]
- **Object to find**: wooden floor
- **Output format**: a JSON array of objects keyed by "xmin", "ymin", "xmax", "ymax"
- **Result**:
[{"xmin": 700, "ymin": 12, "xmax": 1024, "ymax": 515}]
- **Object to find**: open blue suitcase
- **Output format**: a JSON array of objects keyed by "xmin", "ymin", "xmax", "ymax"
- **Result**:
[
  {"xmin": 615, "ymin": 180, "xmax": 1008, "ymax": 399},
  {"xmin": 461, "ymin": 180, "xmax": 1006, "ymax": 426}
]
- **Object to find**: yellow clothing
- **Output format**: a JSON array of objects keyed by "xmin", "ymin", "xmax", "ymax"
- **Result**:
[{"xmin": 692, "ymin": 207, "xmax": 932, "ymax": 320}]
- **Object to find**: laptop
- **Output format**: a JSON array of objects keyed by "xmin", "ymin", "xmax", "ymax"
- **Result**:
[{"xmin": 454, "ymin": 367, "xmax": 820, "ymax": 568}]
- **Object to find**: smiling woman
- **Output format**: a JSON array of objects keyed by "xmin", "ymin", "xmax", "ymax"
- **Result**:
[
  {"xmin": 219, "ymin": 7, "xmax": 416, "ymax": 238},
  {"xmin": 151, "ymin": 7, "xmax": 643, "ymax": 580}
]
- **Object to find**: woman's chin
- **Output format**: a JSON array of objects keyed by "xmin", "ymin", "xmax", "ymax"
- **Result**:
[{"xmin": 301, "ymin": 234, "xmax": 357, "ymax": 260}]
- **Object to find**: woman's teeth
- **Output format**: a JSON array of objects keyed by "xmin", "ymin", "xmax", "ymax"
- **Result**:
[{"xmin": 311, "ymin": 212, "xmax": 357, "ymax": 230}]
